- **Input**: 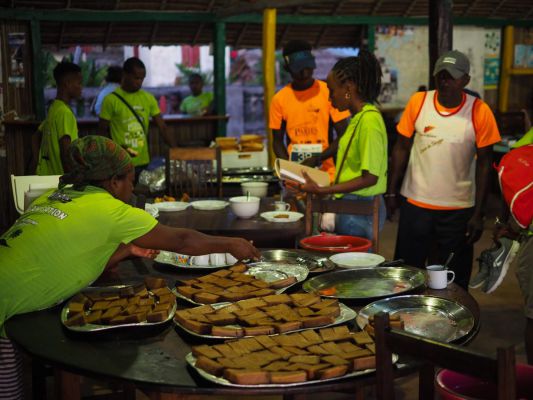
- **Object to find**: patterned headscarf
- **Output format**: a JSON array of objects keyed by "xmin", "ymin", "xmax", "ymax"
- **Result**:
[{"xmin": 59, "ymin": 135, "xmax": 133, "ymax": 189}]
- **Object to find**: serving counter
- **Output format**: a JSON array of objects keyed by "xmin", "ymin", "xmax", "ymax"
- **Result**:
[{"xmin": 1, "ymin": 114, "xmax": 228, "ymax": 228}]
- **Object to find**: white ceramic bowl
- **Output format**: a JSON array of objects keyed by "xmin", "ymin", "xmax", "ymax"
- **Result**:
[
  {"xmin": 241, "ymin": 181, "xmax": 268, "ymax": 198},
  {"xmin": 229, "ymin": 196, "xmax": 260, "ymax": 219}
]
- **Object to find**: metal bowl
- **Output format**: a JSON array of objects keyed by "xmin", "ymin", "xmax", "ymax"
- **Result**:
[
  {"xmin": 302, "ymin": 266, "xmax": 426, "ymax": 300},
  {"xmin": 356, "ymin": 295, "xmax": 475, "ymax": 342},
  {"xmin": 260, "ymin": 249, "xmax": 335, "ymax": 273}
]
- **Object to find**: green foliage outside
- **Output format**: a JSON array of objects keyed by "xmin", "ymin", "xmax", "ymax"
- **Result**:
[
  {"xmin": 175, "ymin": 63, "xmax": 213, "ymax": 85},
  {"xmin": 42, "ymin": 51, "xmax": 107, "ymax": 88}
]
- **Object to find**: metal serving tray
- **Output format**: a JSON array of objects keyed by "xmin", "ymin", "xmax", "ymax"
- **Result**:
[
  {"xmin": 186, "ymin": 352, "xmax": 398, "ymax": 388},
  {"xmin": 302, "ymin": 266, "xmax": 426, "ymax": 301},
  {"xmin": 260, "ymin": 249, "xmax": 335, "ymax": 273},
  {"xmin": 61, "ymin": 286, "xmax": 177, "ymax": 333},
  {"xmin": 356, "ymin": 295, "xmax": 475, "ymax": 343},
  {"xmin": 173, "ymin": 262, "xmax": 309, "ymax": 306},
  {"xmin": 174, "ymin": 302, "xmax": 356, "ymax": 339}
]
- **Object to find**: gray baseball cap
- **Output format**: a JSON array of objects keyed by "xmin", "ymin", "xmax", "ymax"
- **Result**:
[
  {"xmin": 284, "ymin": 50, "xmax": 316, "ymax": 74},
  {"xmin": 433, "ymin": 50, "xmax": 470, "ymax": 79}
]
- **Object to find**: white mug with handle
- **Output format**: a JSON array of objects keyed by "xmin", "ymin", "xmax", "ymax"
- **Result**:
[
  {"xmin": 426, "ymin": 265, "xmax": 455, "ymax": 289},
  {"xmin": 274, "ymin": 201, "xmax": 291, "ymax": 211}
]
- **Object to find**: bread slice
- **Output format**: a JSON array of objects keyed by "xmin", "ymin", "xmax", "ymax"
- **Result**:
[
  {"xmin": 237, "ymin": 337, "xmax": 265, "ymax": 353},
  {"xmin": 309, "ymin": 298, "xmax": 339, "ymax": 310},
  {"xmin": 192, "ymin": 345, "xmax": 222, "ymax": 359},
  {"xmin": 101, "ymin": 307, "xmax": 122, "ymax": 323},
  {"xmin": 205, "ymin": 313, "xmax": 237, "ymax": 325},
  {"xmin": 281, "ymin": 346, "xmax": 308, "ymax": 356},
  {"xmin": 144, "ymin": 277, "xmax": 167, "ymax": 290},
  {"xmin": 85, "ymin": 310, "xmax": 103, "ymax": 324},
  {"xmin": 108, "ymin": 298, "xmax": 128, "ymax": 308},
  {"xmin": 320, "ymin": 341, "xmax": 344, "ymax": 356},
  {"xmin": 243, "ymin": 325, "xmax": 275, "ymax": 336},
  {"xmin": 229, "ymin": 263, "xmax": 248, "ymax": 273},
  {"xmin": 288, "ymin": 355, "xmax": 321, "ymax": 365},
  {"xmin": 307, "ymin": 345, "xmax": 331, "ymax": 356},
  {"xmin": 151, "ymin": 287, "xmax": 172, "ymax": 297},
  {"xmin": 64, "ymin": 313, "xmax": 86, "ymax": 327},
  {"xmin": 138, "ymin": 297, "xmax": 154, "ymax": 306},
  {"xmin": 316, "ymin": 365, "xmax": 349, "ymax": 380},
  {"xmin": 300, "ymin": 330, "xmax": 323, "ymax": 345},
  {"xmin": 67, "ymin": 302, "xmax": 86, "ymax": 316},
  {"xmin": 321, "ymin": 355, "xmax": 350, "ymax": 366},
  {"xmin": 211, "ymin": 326, "xmax": 244, "ymax": 338},
  {"xmin": 269, "ymin": 276, "xmax": 297, "ymax": 289},
  {"xmin": 290, "ymin": 293, "xmax": 321, "ymax": 307},
  {"xmin": 146, "ymin": 311, "xmax": 168, "ymax": 323},
  {"xmin": 263, "ymin": 361, "xmax": 291, "ymax": 372},
  {"xmin": 315, "ymin": 306, "xmax": 341, "ymax": 318},
  {"xmin": 193, "ymin": 292, "xmax": 220, "ymax": 304},
  {"xmin": 91, "ymin": 301, "xmax": 111, "ymax": 311},
  {"xmin": 351, "ymin": 331, "xmax": 374, "ymax": 345},
  {"xmin": 195, "ymin": 356, "xmax": 224, "ymax": 376},
  {"xmin": 254, "ymin": 335, "xmax": 277, "ymax": 348},
  {"xmin": 223, "ymin": 369, "xmax": 270, "ymax": 385},
  {"xmin": 352, "ymin": 355, "xmax": 376, "ymax": 371},
  {"xmin": 269, "ymin": 370, "xmax": 307, "ymax": 384},
  {"xmin": 180, "ymin": 319, "xmax": 211, "ymax": 335},
  {"xmin": 273, "ymin": 321, "xmax": 302, "ymax": 333},
  {"xmin": 301, "ymin": 315, "xmax": 335, "ymax": 328},
  {"xmin": 342, "ymin": 349, "xmax": 373, "ymax": 360}
]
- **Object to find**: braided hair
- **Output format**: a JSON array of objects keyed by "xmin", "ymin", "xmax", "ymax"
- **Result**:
[{"xmin": 331, "ymin": 50, "xmax": 382, "ymax": 104}]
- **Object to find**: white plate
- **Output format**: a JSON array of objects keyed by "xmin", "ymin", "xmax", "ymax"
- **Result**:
[
  {"xmin": 144, "ymin": 203, "xmax": 159, "ymax": 218},
  {"xmin": 329, "ymin": 252, "xmax": 385, "ymax": 269},
  {"xmin": 152, "ymin": 201, "xmax": 190, "ymax": 212},
  {"xmin": 191, "ymin": 200, "xmax": 229, "ymax": 211},
  {"xmin": 260, "ymin": 211, "xmax": 304, "ymax": 223}
]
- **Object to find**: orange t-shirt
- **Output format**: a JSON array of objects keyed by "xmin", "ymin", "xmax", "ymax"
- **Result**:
[
  {"xmin": 397, "ymin": 91, "xmax": 501, "ymax": 210},
  {"xmin": 269, "ymin": 79, "xmax": 350, "ymax": 180}
]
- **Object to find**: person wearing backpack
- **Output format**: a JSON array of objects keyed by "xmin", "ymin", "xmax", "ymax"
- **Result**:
[
  {"xmin": 472, "ymin": 143, "xmax": 533, "ymax": 362},
  {"xmin": 98, "ymin": 57, "xmax": 175, "ymax": 179}
]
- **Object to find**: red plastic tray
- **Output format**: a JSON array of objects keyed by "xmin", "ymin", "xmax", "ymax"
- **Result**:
[{"xmin": 299, "ymin": 232, "xmax": 372, "ymax": 253}]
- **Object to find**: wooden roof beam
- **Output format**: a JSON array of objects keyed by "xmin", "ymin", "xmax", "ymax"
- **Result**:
[
  {"xmin": 149, "ymin": 0, "xmax": 168, "ymax": 47},
  {"xmin": 234, "ymin": 23, "xmax": 249, "ymax": 47},
  {"xmin": 403, "ymin": 0, "xmax": 418, "ymax": 16},
  {"xmin": 490, "ymin": 0, "xmax": 508, "ymax": 17},
  {"xmin": 278, "ymin": 5, "xmax": 302, "ymax": 47},
  {"xmin": 58, "ymin": 0, "xmax": 72, "ymax": 49},
  {"xmin": 217, "ymin": 0, "xmax": 339, "ymax": 18},
  {"xmin": 315, "ymin": 1, "xmax": 345, "ymax": 48},
  {"xmin": 103, "ymin": 0, "xmax": 121, "ymax": 50},
  {"xmin": 461, "ymin": 0, "xmax": 482, "ymax": 17},
  {"xmin": 371, "ymin": 0, "xmax": 384, "ymax": 16},
  {"xmin": 192, "ymin": 0, "xmax": 215, "ymax": 46}
]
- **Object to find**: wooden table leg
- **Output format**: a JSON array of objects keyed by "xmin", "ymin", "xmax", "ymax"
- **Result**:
[
  {"xmin": 54, "ymin": 369, "xmax": 81, "ymax": 400},
  {"xmin": 146, "ymin": 392, "xmax": 190, "ymax": 400}
]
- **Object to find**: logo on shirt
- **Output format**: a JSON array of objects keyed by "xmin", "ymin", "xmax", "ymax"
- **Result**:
[{"xmin": 423, "ymin": 125, "xmax": 436, "ymax": 133}]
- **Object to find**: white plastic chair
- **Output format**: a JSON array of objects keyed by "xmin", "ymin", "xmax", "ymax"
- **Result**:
[{"xmin": 10, "ymin": 175, "xmax": 60, "ymax": 214}]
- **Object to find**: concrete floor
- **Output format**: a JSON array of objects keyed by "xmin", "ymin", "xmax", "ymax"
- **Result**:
[{"xmin": 37, "ymin": 195, "xmax": 528, "ymax": 399}]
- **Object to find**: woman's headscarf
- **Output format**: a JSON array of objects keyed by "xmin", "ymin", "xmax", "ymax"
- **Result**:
[{"xmin": 58, "ymin": 135, "xmax": 133, "ymax": 189}]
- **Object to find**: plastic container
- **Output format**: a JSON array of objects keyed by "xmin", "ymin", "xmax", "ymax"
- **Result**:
[
  {"xmin": 299, "ymin": 232, "xmax": 372, "ymax": 253},
  {"xmin": 436, "ymin": 364, "xmax": 533, "ymax": 400}
]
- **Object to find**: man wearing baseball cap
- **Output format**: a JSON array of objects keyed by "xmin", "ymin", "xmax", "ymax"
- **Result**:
[
  {"xmin": 386, "ymin": 50, "xmax": 501, "ymax": 290},
  {"xmin": 269, "ymin": 40, "xmax": 350, "ymax": 181}
]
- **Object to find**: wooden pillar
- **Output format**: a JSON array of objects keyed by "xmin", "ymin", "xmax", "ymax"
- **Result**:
[
  {"xmin": 30, "ymin": 18, "xmax": 45, "ymax": 120},
  {"xmin": 428, "ymin": 0, "xmax": 453, "ymax": 90},
  {"xmin": 262, "ymin": 8, "xmax": 276, "ymax": 166},
  {"xmin": 213, "ymin": 21, "xmax": 226, "ymax": 137},
  {"xmin": 498, "ymin": 25, "xmax": 514, "ymax": 112}
]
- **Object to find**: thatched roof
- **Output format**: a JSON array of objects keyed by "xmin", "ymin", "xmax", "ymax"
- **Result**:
[{"xmin": 1, "ymin": 0, "xmax": 532, "ymax": 48}]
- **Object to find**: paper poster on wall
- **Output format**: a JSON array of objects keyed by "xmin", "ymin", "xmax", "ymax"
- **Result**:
[
  {"xmin": 7, "ymin": 32, "xmax": 25, "ymax": 88},
  {"xmin": 484, "ymin": 30, "xmax": 500, "ymax": 89}
]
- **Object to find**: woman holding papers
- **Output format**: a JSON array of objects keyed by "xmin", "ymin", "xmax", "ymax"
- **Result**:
[{"xmin": 295, "ymin": 51, "xmax": 388, "ymax": 241}]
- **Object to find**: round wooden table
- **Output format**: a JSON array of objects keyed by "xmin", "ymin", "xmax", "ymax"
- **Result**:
[{"xmin": 5, "ymin": 257, "xmax": 480, "ymax": 399}]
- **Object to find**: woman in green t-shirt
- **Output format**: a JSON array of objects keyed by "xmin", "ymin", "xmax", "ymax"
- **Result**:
[
  {"xmin": 295, "ymin": 51, "xmax": 388, "ymax": 242},
  {"xmin": 0, "ymin": 136, "xmax": 259, "ymax": 397}
]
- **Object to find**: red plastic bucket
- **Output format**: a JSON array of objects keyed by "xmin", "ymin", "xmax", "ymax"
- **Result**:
[
  {"xmin": 299, "ymin": 232, "xmax": 372, "ymax": 253},
  {"xmin": 436, "ymin": 364, "xmax": 533, "ymax": 399}
]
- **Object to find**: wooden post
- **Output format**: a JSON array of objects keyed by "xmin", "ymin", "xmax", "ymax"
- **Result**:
[
  {"xmin": 498, "ymin": 25, "xmax": 513, "ymax": 112},
  {"xmin": 30, "ymin": 18, "xmax": 45, "ymax": 120},
  {"xmin": 213, "ymin": 21, "xmax": 226, "ymax": 137},
  {"xmin": 428, "ymin": 0, "xmax": 453, "ymax": 90},
  {"xmin": 262, "ymin": 8, "xmax": 276, "ymax": 166}
]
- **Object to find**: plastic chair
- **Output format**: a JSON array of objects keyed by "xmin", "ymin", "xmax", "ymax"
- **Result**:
[
  {"xmin": 10, "ymin": 174, "xmax": 60, "ymax": 214},
  {"xmin": 305, "ymin": 195, "xmax": 380, "ymax": 252},
  {"xmin": 373, "ymin": 312, "xmax": 516, "ymax": 400},
  {"xmin": 166, "ymin": 147, "xmax": 222, "ymax": 198}
]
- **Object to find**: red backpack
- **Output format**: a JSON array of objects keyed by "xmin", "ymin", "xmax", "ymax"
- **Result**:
[{"xmin": 496, "ymin": 144, "xmax": 533, "ymax": 229}]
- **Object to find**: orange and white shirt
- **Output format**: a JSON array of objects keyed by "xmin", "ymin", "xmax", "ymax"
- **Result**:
[
  {"xmin": 397, "ymin": 90, "xmax": 500, "ymax": 209},
  {"xmin": 269, "ymin": 79, "xmax": 350, "ymax": 180}
]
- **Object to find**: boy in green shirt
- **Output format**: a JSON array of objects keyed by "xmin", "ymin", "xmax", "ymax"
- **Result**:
[
  {"xmin": 98, "ymin": 57, "xmax": 174, "ymax": 172},
  {"xmin": 180, "ymin": 73, "xmax": 214, "ymax": 116},
  {"xmin": 33, "ymin": 61, "xmax": 82, "ymax": 175}
]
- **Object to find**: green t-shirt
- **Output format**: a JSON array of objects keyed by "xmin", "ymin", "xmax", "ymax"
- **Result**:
[
  {"xmin": 334, "ymin": 104, "xmax": 388, "ymax": 198},
  {"xmin": 180, "ymin": 92, "xmax": 213, "ymax": 116},
  {"xmin": 99, "ymin": 87, "xmax": 160, "ymax": 167},
  {"xmin": 36, "ymin": 99, "xmax": 79, "ymax": 176},
  {"xmin": 0, "ymin": 186, "xmax": 157, "ymax": 336}
]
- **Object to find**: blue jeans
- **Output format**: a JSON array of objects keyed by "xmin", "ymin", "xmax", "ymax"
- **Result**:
[{"xmin": 335, "ymin": 194, "xmax": 386, "ymax": 241}]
